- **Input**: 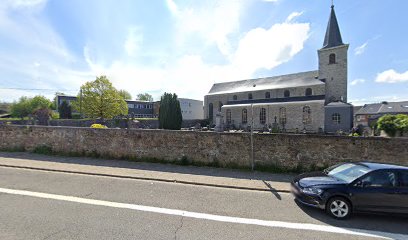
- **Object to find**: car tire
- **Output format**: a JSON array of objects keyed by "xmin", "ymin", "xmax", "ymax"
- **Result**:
[{"xmin": 326, "ymin": 197, "xmax": 352, "ymax": 220}]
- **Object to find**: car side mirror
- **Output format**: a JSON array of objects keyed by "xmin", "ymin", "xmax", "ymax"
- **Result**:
[{"xmin": 354, "ymin": 180, "xmax": 363, "ymax": 187}]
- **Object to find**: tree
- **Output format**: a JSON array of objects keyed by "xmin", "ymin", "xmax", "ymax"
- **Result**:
[
  {"xmin": 159, "ymin": 93, "xmax": 182, "ymax": 130},
  {"xmin": 10, "ymin": 95, "xmax": 52, "ymax": 119},
  {"xmin": 377, "ymin": 114, "xmax": 408, "ymax": 137},
  {"xmin": 118, "ymin": 90, "xmax": 132, "ymax": 100},
  {"xmin": 137, "ymin": 93, "xmax": 153, "ymax": 102},
  {"xmin": 59, "ymin": 100, "xmax": 72, "ymax": 119},
  {"xmin": 73, "ymin": 76, "xmax": 128, "ymax": 119}
]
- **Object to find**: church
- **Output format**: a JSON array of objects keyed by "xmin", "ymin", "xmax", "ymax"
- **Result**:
[{"xmin": 204, "ymin": 5, "xmax": 353, "ymax": 133}]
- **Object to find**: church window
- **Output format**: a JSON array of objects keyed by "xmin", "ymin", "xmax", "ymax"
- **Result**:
[
  {"xmin": 242, "ymin": 109, "xmax": 247, "ymax": 124},
  {"xmin": 329, "ymin": 53, "xmax": 336, "ymax": 64},
  {"xmin": 260, "ymin": 108, "xmax": 266, "ymax": 124},
  {"xmin": 226, "ymin": 109, "xmax": 232, "ymax": 125},
  {"xmin": 284, "ymin": 90, "xmax": 290, "ymax": 98},
  {"xmin": 332, "ymin": 113, "xmax": 341, "ymax": 124},
  {"xmin": 209, "ymin": 103, "xmax": 213, "ymax": 120},
  {"xmin": 233, "ymin": 95, "xmax": 238, "ymax": 101},
  {"xmin": 218, "ymin": 101, "xmax": 223, "ymax": 112},
  {"xmin": 248, "ymin": 93, "xmax": 253, "ymax": 100},
  {"xmin": 279, "ymin": 107, "xmax": 286, "ymax": 125},
  {"xmin": 302, "ymin": 106, "xmax": 311, "ymax": 124},
  {"xmin": 265, "ymin": 92, "xmax": 271, "ymax": 99},
  {"xmin": 305, "ymin": 88, "xmax": 312, "ymax": 96}
]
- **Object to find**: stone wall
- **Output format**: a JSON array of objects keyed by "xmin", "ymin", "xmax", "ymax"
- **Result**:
[{"xmin": 0, "ymin": 125, "xmax": 407, "ymax": 171}]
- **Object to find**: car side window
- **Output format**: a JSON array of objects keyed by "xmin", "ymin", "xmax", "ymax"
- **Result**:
[
  {"xmin": 360, "ymin": 170, "xmax": 397, "ymax": 187},
  {"xmin": 400, "ymin": 171, "xmax": 408, "ymax": 187}
]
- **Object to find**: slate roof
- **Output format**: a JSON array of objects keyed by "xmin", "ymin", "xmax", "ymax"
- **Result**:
[
  {"xmin": 355, "ymin": 101, "xmax": 408, "ymax": 115},
  {"xmin": 207, "ymin": 70, "xmax": 323, "ymax": 95},
  {"xmin": 322, "ymin": 6, "xmax": 344, "ymax": 49}
]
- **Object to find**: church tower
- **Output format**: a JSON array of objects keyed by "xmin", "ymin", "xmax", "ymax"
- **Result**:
[{"xmin": 318, "ymin": 4, "xmax": 349, "ymax": 104}]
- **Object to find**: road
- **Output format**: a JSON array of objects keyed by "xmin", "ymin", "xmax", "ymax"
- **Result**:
[{"xmin": 0, "ymin": 166, "xmax": 407, "ymax": 240}]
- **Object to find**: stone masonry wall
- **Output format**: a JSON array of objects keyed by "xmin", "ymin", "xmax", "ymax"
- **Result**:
[{"xmin": 0, "ymin": 125, "xmax": 407, "ymax": 170}]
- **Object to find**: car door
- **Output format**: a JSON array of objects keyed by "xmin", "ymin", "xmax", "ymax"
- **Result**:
[
  {"xmin": 351, "ymin": 170, "xmax": 400, "ymax": 213},
  {"xmin": 394, "ymin": 170, "xmax": 408, "ymax": 214}
]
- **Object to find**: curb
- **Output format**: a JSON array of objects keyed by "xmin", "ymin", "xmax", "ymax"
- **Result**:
[{"xmin": 0, "ymin": 164, "xmax": 291, "ymax": 193}]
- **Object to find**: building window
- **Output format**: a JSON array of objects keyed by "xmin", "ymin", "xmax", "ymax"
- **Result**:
[
  {"xmin": 305, "ymin": 88, "xmax": 312, "ymax": 96},
  {"xmin": 329, "ymin": 53, "xmax": 336, "ymax": 64},
  {"xmin": 209, "ymin": 103, "xmax": 213, "ymax": 120},
  {"xmin": 248, "ymin": 93, "xmax": 253, "ymax": 100},
  {"xmin": 242, "ymin": 109, "xmax": 247, "ymax": 124},
  {"xmin": 265, "ymin": 92, "xmax": 271, "ymax": 99},
  {"xmin": 332, "ymin": 113, "xmax": 341, "ymax": 124},
  {"xmin": 279, "ymin": 107, "xmax": 286, "ymax": 125},
  {"xmin": 218, "ymin": 101, "xmax": 223, "ymax": 112},
  {"xmin": 127, "ymin": 104, "xmax": 134, "ymax": 109},
  {"xmin": 260, "ymin": 108, "xmax": 266, "ymax": 124},
  {"xmin": 284, "ymin": 90, "xmax": 290, "ymax": 98},
  {"xmin": 226, "ymin": 109, "xmax": 232, "ymax": 125},
  {"xmin": 233, "ymin": 95, "xmax": 238, "ymax": 101},
  {"xmin": 302, "ymin": 106, "xmax": 311, "ymax": 124}
]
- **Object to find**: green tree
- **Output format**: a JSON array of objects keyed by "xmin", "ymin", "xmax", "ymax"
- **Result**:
[
  {"xmin": 159, "ymin": 93, "xmax": 182, "ymax": 130},
  {"xmin": 58, "ymin": 100, "xmax": 72, "ymax": 119},
  {"xmin": 73, "ymin": 76, "xmax": 128, "ymax": 119},
  {"xmin": 119, "ymin": 90, "xmax": 132, "ymax": 100},
  {"xmin": 30, "ymin": 95, "xmax": 52, "ymax": 111},
  {"xmin": 137, "ymin": 93, "xmax": 153, "ymax": 102},
  {"xmin": 10, "ymin": 95, "xmax": 52, "ymax": 119},
  {"xmin": 377, "ymin": 114, "xmax": 408, "ymax": 137}
]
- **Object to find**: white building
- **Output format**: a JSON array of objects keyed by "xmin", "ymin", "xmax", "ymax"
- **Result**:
[{"xmin": 179, "ymin": 98, "xmax": 204, "ymax": 120}]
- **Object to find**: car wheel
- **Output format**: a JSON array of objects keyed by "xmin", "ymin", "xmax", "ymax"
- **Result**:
[{"xmin": 326, "ymin": 197, "xmax": 351, "ymax": 219}]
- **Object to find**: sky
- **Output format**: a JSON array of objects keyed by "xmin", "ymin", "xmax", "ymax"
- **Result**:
[{"xmin": 0, "ymin": 0, "xmax": 407, "ymax": 106}]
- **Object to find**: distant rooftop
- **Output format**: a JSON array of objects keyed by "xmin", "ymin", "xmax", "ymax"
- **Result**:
[
  {"xmin": 355, "ymin": 101, "xmax": 408, "ymax": 115},
  {"xmin": 207, "ymin": 70, "xmax": 322, "ymax": 95}
]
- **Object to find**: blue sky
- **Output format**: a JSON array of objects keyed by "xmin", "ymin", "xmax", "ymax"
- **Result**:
[{"xmin": 0, "ymin": 0, "xmax": 407, "ymax": 105}]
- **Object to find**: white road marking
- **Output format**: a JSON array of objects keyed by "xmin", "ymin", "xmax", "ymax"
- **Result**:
[{"xmin": 0, "ymin": 187, "xmax": 405, "ymax": 240}]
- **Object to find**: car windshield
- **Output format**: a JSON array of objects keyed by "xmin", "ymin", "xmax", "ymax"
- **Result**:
[{"xmin": 325, "ymin": 163, "xmax": 371, "ymax": 183}]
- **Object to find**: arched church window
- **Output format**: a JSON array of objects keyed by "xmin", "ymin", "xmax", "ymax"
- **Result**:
[
  {"xmin": 265, "ymin": 92, "xmax": 271, "ymax": 99},
  {"xmin": 242, "ymin": 109, "xmax": 247, "ymax": 124},
  {"xmin": 260, "ymin": 108, "xmax": 266, "ymax": 124},
  {"xmin": 233, "ymin": 95, "xmax": 238, "ymax": 101},
  {"xmin": 226, "ymin": 109, "xmax": 232, "ymax": 125},
  {"xmin": 218, "ymin": 101, "xmax": 223, "ymax": 112},
  {"xmin": 209, "ymin": 103, "xmax": 213, "ymax": 120},
  {"xmin": 279, "ymin": 107, "xmax": 286, "ymax": 125},
  {"xmin": 332, "ymin": 113, "xmax": 341, "ymax": 124},
  {"xmin": 305, "ymin": 88, "xmax": 313, "ymax": 96},
  {"xmin": 302, "ymin": 106, "xmax": 311, "ymax": 124},
  {"xmin": 284, "ymin": 90, "xmax": 290, "ymax": 98},
  {"xmin": 248, "ymin": 93, "xmax": 253, "ymax": 100},
  {"xmin": 329, "ymin": 53, "xmax": 336, "ymax": 64}
]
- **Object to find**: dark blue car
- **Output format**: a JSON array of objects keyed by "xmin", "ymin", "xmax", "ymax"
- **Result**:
[{"xmin": 291, "ymin": 162, "xmax": 408, "ymax": 219}]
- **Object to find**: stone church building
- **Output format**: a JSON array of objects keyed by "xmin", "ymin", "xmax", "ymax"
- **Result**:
[{"xmin": 204, "ymin": 5, "xmax": 353, "ymax": 133}]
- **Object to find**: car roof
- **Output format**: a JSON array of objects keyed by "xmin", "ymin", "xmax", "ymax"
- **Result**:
[{"xmin": 357, "ymin": 162, "xmax": 408, "ymax": 171}]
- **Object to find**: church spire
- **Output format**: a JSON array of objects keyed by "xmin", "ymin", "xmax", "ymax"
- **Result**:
[{"xmin": 322, "ymin": 4, "xmax": 344, "ymax": 49}]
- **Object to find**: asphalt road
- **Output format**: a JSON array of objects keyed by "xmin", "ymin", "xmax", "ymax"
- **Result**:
[{"xmin": 0, "ymin": 166, "xmax": 407, "ymax": 240}]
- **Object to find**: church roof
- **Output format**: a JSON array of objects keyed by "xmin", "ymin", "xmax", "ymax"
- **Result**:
[
  {"xmin": 207, "ymin": 70, "xmax": 322, "ymax": 95},
  {"xmin": 322, "ymin": 5, "xmax": 344, "ymax": 49}
]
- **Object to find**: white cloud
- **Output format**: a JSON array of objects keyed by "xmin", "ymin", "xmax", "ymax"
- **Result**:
[
  {"xmin": 376, "ymin": 69, "xmax": 408, "ymax": 83},
  {"xmin": 286, "ymin": 11, "xmax": 303, "ymax": 22},
  {"xmin": 233, "ymin": 21, "xmax": 310, "ymax": 76},
  {"xmin": 354, "ymin": 42, "xmax": 368, "ymax": 55},
  {"xmin": 350, "ymin": 78, "xmax": 365, "ymax": 86},
  {"xmin": 124, "ymin": 27, "xmax": 144, "ymax": 57}
]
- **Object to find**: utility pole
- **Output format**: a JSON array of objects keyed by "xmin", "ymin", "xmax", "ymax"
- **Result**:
[
  {"xmin": 250, "ymin": 104, "xmax": 254, "ymax": 171},
  {"xmin": 79, "ymin": 89, "xmax": 83, "ymax": 118}
]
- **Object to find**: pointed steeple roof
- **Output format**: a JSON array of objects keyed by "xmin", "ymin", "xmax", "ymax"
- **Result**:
[{"xmin": 322, "ymin": 5, "xmax": 344, "ymax": 49}]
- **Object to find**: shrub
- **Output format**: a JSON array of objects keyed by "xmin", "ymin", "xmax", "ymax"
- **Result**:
[
  {"xmin": 91, "ymin": 123, "xmax": 107, "ymax": 129},
  {"xmin": 377, "ymin": 114, "xmax": 408, "ymax": 137}
]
